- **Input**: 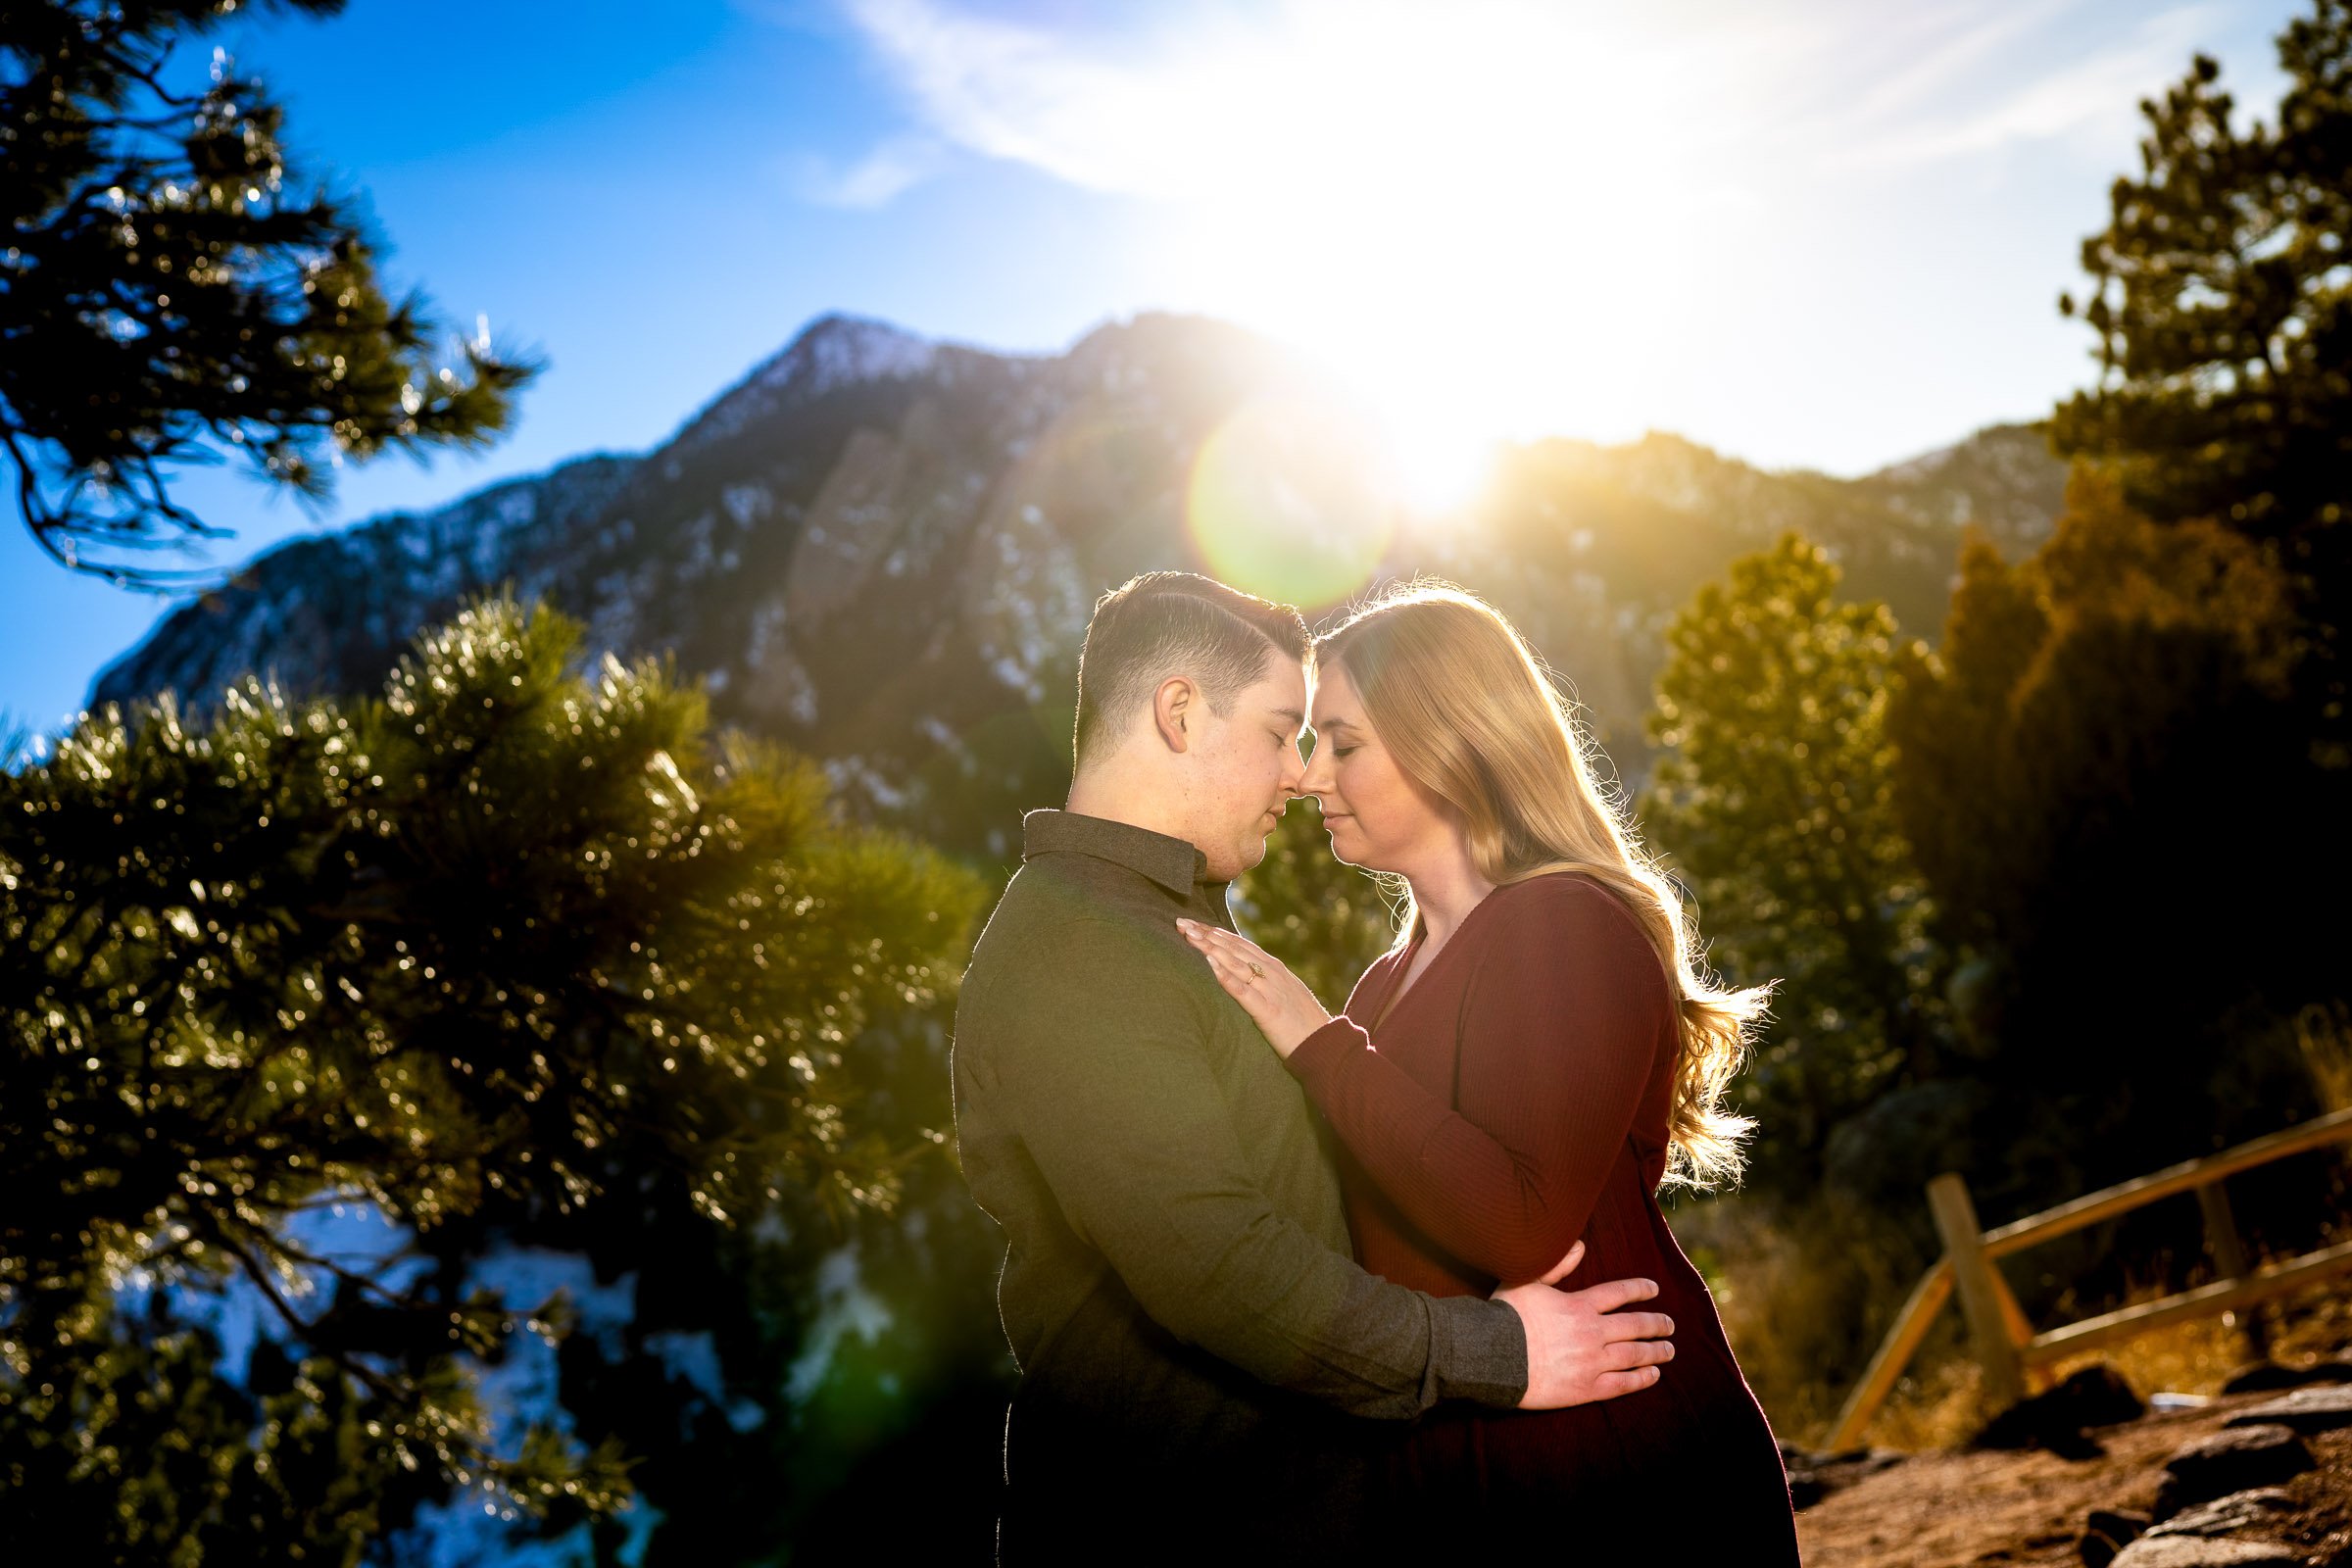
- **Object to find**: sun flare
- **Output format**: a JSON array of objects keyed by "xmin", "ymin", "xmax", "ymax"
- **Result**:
[{"xmin": 1090, "ymin": 1, "xmax": 1729, "ymax": 515}]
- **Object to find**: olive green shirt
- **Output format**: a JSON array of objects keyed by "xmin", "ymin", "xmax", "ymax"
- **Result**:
[{"xmin": 952, "ymin": 808, "xmax": 1527, "ymax": 1549}]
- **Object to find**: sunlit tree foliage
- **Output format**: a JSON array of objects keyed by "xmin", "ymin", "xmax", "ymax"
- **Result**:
[
  {"xmin": 0, "ymin": 597, "xmax": 983, "ymax": 1561},
  {"xmin": 0, "ymin": 0, "xmax": 538, "ymax": 582},
  {"xmin": 2052, "ymin": 0, "xmax": 2352, "ymax": 760},
  {"xmin": 2052, "ymin": 2, "xmax": 2351, "ymax": 565},
  {"xmin": 1641, "ymin": 534, "xmax": 1941, "ymax": 1191}
]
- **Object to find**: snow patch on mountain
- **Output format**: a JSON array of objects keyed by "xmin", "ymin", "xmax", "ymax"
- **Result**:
[
  {"xmin": 672, "ymin": 315, "xmax": 940, "ymax": 454},
  {"xmin": 966, "ymin": 502, "xmax": 1086, "ymax": 706}
]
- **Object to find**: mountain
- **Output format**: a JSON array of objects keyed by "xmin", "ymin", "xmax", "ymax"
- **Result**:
[
  {"xmin": 91, "ymin": 312, "xmax": 2070, "ymax": 867},
  {"xmin": 1853, "ymin": 421, "xmax": 2071, "ymax": 560}
]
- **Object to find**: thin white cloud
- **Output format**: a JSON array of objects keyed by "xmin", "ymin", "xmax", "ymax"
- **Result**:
[
  {"xmin": 832, "ymin": 0, "xmax": 1306, "ymax": 199},
  {"xmin": 1832, "ymin": 3, "xmax": 2229, "ymax": 168},
  {"xmin": 823, "ymin": 0, "xmax": 2251, "ymax": 204},
  {"xmin": 1830, "ymin": 0, "xmax": 2087, "ymax": 131},
  {"xmin": 795, "ymin": 132, "xmax": 950, "ymax": 208}
]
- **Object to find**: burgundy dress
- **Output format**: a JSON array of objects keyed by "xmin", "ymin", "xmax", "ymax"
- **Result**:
[{"xmin": 1284, "ymin": 872, "xmax": 1800, "ymax": 1556}]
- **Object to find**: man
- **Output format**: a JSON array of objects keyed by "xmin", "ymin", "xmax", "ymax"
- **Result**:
[{"xmin": 952, "ymin": 572, "xmax": 1675, "ymax": 1561}]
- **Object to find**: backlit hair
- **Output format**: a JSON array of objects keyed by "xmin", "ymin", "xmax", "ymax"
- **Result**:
[
  {"xmin": 1073, "ymin": 572, "xmax": 1310, "ymax": 771},
  {"xmin": 1317, "ymin": 579, "xmax": 1765, "ymax": 1191}
]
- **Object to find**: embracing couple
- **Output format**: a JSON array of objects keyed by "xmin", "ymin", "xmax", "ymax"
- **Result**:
[{"xmin": 952, "ymin": 571, "xmax": 1801, "ymax": 1563}]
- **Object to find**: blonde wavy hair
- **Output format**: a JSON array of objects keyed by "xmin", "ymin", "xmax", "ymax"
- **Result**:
[{"xmin": 1316, "ymin": 579, "xmax": 1765, "ymax": 1191}]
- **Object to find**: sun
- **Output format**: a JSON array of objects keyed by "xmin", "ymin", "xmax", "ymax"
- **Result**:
[
  {"xmin": 1124, "ymin": 4, "xmax": 1712, "ymax": 517},
  {"xmin": 1374, "ymin": 398, "xmax": 1505, "ymax": 516}
]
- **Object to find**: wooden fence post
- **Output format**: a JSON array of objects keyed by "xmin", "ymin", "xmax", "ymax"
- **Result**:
[
  {"xmin": 1827, "ymin": 1261, "xmax": 1954, "ymax": 1450},
  {"xmin": 1928, "ymin": 1172, "xmax": 2025, "ymax": 1412},
  {"xmin": 1988, "ymin": 1271, "xmax": 2044, "ymax": 1392},
  {"xmin": 2196, "ymin": 1179, "xmax": 2269, "ymax": 1357}
]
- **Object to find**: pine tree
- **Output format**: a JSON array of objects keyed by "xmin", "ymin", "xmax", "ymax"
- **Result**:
[
  {"xmin": 0, "ymin": 0, "xmax": 540, "ymax": 583},
  {"xmin": 1642, "ymin": 533, "xmax": 1940, "ymax": 1190},
  {"xmin": 0, "ymin": 596, "xmax": 985, "ymax": 1561},
  {"xmin": 2050, "ymin": 0, "xmax": 2351, "ymax": 754},
  {"xmin": 1886, "ymin": 471, "xmax": 2330, "ymax": 1203}
]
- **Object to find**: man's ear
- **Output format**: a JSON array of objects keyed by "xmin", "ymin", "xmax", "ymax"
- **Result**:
[{"xmin": 1152, "ymin": 675, "xmax": 1196, "ymax": 754}]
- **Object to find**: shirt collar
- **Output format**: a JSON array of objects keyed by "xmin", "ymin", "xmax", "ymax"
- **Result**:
[{"xmin": 1022, "ymin": 808, "xmax": 1220, "ymax": 901}]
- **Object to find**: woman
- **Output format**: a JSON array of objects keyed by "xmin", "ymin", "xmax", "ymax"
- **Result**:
[{"xmin": 1178, "ymin": 580, "xmax": 1799, "ymax": 1555}]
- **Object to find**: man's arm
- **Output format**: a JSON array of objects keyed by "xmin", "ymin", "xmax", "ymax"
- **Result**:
[{"xmin": 979, "ymin": 918, "xmax": 1670, "ymax": 1418}]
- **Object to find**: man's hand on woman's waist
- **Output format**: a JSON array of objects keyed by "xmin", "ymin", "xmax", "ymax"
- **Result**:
[{"xmin": 1494, "ymin": 1240, "xmax": 1676, "ymax": 1409}]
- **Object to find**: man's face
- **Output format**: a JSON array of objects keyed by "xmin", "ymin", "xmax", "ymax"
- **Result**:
[{"xmin": 1188, "ymin": 646, "xmax": 1308, "ymax": 883}]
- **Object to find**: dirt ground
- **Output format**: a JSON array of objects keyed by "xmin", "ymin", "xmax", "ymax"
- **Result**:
[{"xmin": 1797, "ymin": 1394, "xmax": 2352, "ymax": 1566}]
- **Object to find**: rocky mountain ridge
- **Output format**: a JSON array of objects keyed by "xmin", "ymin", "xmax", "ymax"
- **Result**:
[{"xmin": 92, "ymin": 311, "xmax": 2071, "ymax": 867}]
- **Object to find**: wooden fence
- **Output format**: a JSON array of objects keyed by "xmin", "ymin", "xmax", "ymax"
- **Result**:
[{"xmin": 1828, "ymin": 1105, "xmax": 2352, "ymax": 1449}]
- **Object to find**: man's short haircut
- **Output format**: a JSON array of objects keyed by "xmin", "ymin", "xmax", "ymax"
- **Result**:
[{"xmin": 1072, "ymin": 572, "xmax": 1311, "ymax": 771}]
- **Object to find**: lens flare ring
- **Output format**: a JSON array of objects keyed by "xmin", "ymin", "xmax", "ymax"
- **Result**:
[{"xmin": 1184, "ymin": 396, "xmax": 1397, "ymax": 609}]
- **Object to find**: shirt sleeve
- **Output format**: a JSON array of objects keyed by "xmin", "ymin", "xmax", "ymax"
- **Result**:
[
  {"xmin": 1284, "ymin": 876, "xmax": 1668, "ymax": 1286},
  {"xmin": 986, "ymin": 916, "xmax": 1527, "ymax": 1419}
]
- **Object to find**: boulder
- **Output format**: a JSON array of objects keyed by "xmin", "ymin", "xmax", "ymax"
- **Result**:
[
  {"xmin": 2220, "ymin": 1362, "xmax": 2304, "ymax": 1395},
  {"xmin": 2220, "ymin": 1358, "xmax": 2352, "ymax": 1394},
  {"xmin": 1976, "ymin": 1365, "xmax": 2147, "ymax": 1455},
  {"xmin": 2153, "ymin": 1426, "xmax": 2315, "ymax": 1520},
  {"xmin": 2110, "ymin": 1539, "xmax": 2298, "ymax": 1566},
  {"xmin": 2145, "ymin": 1489, "xmax": 2296, "ymax": 1540},
  {"xmin": 2223, "ymin": 1385, "xmax": 2352, "ymax": 1436}
]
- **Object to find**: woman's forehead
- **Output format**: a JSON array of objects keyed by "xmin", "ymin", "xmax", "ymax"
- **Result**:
[{"xmin": 1307, "ymin": 698, "xmax": 1362, "ymax": 732}]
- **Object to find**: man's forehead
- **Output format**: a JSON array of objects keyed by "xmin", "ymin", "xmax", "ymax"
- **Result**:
[{"xmin": 1246, "ymin": 648, "xmax": 1309, "ymax": 711}]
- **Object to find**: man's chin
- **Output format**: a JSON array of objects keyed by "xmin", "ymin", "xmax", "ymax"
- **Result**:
[{"xmin": 1215, "ymin": 833, "xmax": 1273, "ymax": 882}]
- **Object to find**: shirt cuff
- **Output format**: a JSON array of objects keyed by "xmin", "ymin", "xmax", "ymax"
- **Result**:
[
  {"xmin": 1285, "ymin": 1014, "xmax": 1370, "ymax": 1088},
  {"xmin": 1424, "ymin": 1294, "xmax": 1531, "ymax": 1409}
]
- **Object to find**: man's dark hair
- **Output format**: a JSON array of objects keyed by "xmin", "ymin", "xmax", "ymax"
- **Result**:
[{"xmin": 1072, "ymin": 572, "xmax": 1311, "ymax": 770}]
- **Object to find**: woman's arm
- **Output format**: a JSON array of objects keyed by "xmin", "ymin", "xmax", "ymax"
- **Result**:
[{"xmin": 1284, "ymin": 877, "xmax": 1667, "ymax": 1285}]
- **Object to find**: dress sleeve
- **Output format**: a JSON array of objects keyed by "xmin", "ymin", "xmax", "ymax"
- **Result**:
[
  {"xmin": 1285, "ymin": 877, "xmax": 1668, "ymax": 1285},
  {"xmin": 985, "ymin": 917, "xmax": 1528, "ymax": 1416}
]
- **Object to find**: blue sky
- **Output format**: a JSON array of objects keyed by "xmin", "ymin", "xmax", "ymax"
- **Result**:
[{"xmin": 0, "ymin": 0, "xmax": 2311, "ymax": 731}]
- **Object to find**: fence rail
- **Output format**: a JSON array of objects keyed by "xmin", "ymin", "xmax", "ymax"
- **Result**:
[{"xmin": 1827, "ymin": 1105, "xmax": 2352, "ymax": 1450}]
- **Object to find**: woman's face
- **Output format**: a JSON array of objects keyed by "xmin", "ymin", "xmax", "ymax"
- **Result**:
[{"xmin": 1299, "ymin": 662, "xmax": 1457, "ymax": 876}]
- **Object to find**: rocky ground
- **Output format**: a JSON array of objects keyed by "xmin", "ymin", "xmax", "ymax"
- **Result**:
[{"xmin": 1792, "ymin": 1365, "xmax": 2352, "ymax": 1566}]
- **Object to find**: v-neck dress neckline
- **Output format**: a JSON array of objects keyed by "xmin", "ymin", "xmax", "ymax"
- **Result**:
[{"xmin": 1366, "ymin": 892, "xmax": 1498, "ymax": 1036}]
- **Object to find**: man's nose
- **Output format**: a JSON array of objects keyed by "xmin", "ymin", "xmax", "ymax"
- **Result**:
[{"xmin": 1278, "ymin": 748, "xmax": 1308, "ymax": 795}]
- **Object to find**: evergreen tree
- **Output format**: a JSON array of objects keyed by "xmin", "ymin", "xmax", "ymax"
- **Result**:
[
  {"xmin": 1642, "ymin": 533, "xmax": 1940, "ymax": 1190},
  {"xmin": 0, "ymin": 596, "xmax": 984, "ymax": 1562},
  {"xmin": 1887, "ymin": 471, "xmax": 2331, "ymax": 1206},
  {"xmin": 2052, "ymin": 1, "xmax": 2350, "ymax": 563},
  {"xmin": 0, "ymin": 0, "xmax": 539, "ymax": 583},
  {"xmin": 2051, "ymin": 0, "xmax": 2352, "ymax": 762}
]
